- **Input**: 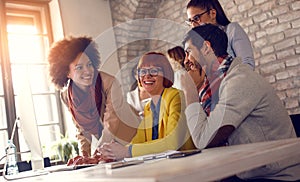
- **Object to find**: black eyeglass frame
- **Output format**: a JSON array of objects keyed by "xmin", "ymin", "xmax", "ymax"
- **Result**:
[{"xmin": 185, "ymin": 9, "xmax": 211, "ymax": 26}]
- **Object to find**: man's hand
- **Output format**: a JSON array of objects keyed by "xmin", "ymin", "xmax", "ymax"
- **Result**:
[{"xmin": 180, "ymin": 71, "xmax": 199, "ymax": 105}]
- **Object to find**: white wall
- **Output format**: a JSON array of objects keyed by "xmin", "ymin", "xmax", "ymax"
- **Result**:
[
  {"xmin": 49, "ymin": 0, "xmax": 64, "ymax": 41},
  {"xmin": 57, "ymin": 0, "xmax": 119, "ymax": 75}
]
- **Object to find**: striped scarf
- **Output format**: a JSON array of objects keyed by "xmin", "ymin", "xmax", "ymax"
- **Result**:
[{"xmin": 199, "ymin": 55, "xmax": 233, "ymax": 116}]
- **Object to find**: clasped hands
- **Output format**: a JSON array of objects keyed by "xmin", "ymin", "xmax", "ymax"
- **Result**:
[{"xmin": 96, "ymin": 140, "xmax": 130, "ymax": 161}]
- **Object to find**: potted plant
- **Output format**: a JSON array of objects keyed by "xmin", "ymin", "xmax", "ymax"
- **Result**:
[{"xmin": 49, "ymin": 133, "xmax": 79, "ymax": 163}]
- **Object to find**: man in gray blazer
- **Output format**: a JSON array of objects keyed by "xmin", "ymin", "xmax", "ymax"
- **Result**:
[{"xmin": 181, "ymin": 24, "xmax": 300, "ymax": 181}]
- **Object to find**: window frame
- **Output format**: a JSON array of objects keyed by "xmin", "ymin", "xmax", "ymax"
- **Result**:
[{"xmin": 0, "ymin": 0, "xmax": 65, "ymax": 170}]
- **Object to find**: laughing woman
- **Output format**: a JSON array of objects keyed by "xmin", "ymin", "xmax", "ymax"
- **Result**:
[
  {"xmin": 99, "ymin": 52, "xmax": 195, "ymax": 161},
  {"xmin": 48, "ymin": 36, "xmax": 138, "ymax": 159}
]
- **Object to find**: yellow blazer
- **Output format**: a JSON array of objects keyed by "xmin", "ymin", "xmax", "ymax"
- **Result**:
[{"xmin": 131, "ymin": 87, "xmax": 195, "ymax": 157}]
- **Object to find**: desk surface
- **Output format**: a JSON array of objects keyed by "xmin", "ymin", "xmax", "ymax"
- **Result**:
[{"xmin": 2, "ymin": 138, "xmax": 300, "ymax": 182}]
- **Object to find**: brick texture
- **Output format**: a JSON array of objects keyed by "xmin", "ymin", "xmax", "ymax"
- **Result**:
[{"xmin": 110, "ymin": 0, "xmax": 300, "ymax": 114}]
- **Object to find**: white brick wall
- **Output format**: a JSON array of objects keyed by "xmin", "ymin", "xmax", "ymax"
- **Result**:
[{"xmin": 110, "ymin": 0, "xmax": 300, "ymax": 114}]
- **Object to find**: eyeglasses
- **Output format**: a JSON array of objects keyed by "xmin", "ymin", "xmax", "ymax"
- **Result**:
[
  {"xmin": 185, "ymin": 10, "xmax": 210, "ymax": 26},
  {"xmin": 138, "ymin": 67, "xmax": 162, "ymax": 77}
]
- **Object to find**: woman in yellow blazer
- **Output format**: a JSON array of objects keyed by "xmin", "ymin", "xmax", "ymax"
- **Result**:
[
  {"xmin": 98, "ymin": 52, "xmax": 195, "ymax": 161},
  {"xmin": 130, "ymin": 87, "xmax": 194, "ymax": 157}
]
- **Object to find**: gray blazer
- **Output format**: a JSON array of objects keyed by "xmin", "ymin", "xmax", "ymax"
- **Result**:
[{"xmin": 226, "ymin": 22, "xmax": 255, "ymax": 69}]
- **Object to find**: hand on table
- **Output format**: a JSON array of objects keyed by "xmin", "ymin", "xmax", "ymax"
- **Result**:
[{"xmin": 66, "ymin": 152, "xmax": 103, "ymax": 166}]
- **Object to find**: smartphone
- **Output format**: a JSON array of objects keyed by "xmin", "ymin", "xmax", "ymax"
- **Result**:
[{"xmin": 167, "ymin": 149, "xmax": 202, "ymax": 159}]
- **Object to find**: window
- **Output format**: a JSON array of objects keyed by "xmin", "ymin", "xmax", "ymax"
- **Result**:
[{"xmin": 0, "ymin": 0, "xmax": 64, "ymax": 165}]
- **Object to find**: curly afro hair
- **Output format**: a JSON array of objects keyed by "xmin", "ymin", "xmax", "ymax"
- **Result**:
[{"xmin": 47, "ymin": 36, "xmax": 100, "ymax": 89}]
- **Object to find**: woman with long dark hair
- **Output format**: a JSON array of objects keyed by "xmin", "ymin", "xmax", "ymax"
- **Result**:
[{"xmin": 186, "ymin": 0, "xmax": 255, "ymax": 69}]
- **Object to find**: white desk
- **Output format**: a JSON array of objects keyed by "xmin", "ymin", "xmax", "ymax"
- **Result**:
[{"xmin": 2, "ymin": 138, "xmax": 300, "ymax": 182}]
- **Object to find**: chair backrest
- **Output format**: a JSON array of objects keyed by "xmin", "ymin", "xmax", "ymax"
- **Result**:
[{"xmin": 290, "ymin": 114, "xmax": 300, "ymax": 137}]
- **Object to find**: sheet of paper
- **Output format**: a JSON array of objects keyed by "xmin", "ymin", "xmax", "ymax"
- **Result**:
[{"xmin": 91, "ymin": 135, "xmax": 99, "ymax": 155}]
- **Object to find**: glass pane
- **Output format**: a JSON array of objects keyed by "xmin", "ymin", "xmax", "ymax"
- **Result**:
[
  {"xmin": 0, "ymin": 97, "xmax": 8, "ymax": 129},
  {"xmin": 11, "ymin": 65, "xmax": 27, "ymax": 95},
  {"xmin": 39, "ymin": 125, "xmax": 61, "ymax": 156},
  {"xmin": 0, "ymin": 130, "xmax": 9, "ymax": 164},
  {"xmin": 33, "ymin": 94, "xmax": 59, "ymax": 125},
  {"xmin": 11, "ymin": 65, "xmax": 54, "ymax": 94},
  {"xmin": 0, "ymin": 67, "xmax": 3, "ymax": 95},
  {"xmin": 28, "ymin": 65, "xmax": 54, "ymax": 93},
  {"xmin": 0, "ymin": 64, "xmax": 6, "ymax": 129},
  {"xmin": 7, "ymin": 25, "xmax": 48, "ymax": 64}
]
